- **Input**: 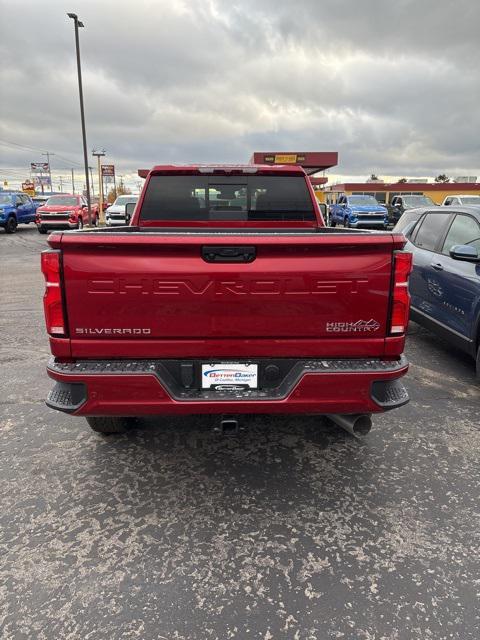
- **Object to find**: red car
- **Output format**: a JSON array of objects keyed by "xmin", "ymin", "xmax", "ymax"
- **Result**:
[
  {"xmin": 41, "ymin": 164, "xmax": 412, "ymax": 437},
  {"xmin": 36, "ymin": 194, "xmax": 99, "ymax": 233}
]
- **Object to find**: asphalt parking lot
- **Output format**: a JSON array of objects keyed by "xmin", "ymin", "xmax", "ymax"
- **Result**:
[{"xmin": 1, "ymin": 225, "xmax": 479, "ymax": 640}]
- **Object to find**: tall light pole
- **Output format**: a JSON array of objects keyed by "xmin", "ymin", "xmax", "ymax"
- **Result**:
[
  {"xmin": 92, "ymin": 148, "xmax": 106, "ymax": 225},
  {"xmin": 67, "ymin": 12, "xmax": 92, "ymax": 226}
]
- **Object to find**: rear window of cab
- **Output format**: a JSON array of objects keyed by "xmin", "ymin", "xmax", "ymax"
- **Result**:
[{"xmin": 140, "ymin": 175, "xmax": 315, "ymax": 222}]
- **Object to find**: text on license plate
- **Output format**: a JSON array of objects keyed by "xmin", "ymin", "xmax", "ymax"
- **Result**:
[{"xmin": 201, "ymin": 363, "xmax": 258, "ymax": 389}]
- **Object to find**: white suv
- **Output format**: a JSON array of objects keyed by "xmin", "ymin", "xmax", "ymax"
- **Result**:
[{"xmin": 442, "ymin": 194, "xmax": 480, "ymax": 206}]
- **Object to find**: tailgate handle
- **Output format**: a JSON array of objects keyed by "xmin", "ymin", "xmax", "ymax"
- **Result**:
[{"xmin": 202, "ymin": 245, "xmax": 256, "ymax": 263}]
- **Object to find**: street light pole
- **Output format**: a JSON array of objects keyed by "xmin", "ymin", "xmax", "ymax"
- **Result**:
[
  {"xmin": 92, "ymin": 149, "xmax": 106, "ymax": 225},
  {"xmin": 67, "ymin": 12, "xmax": 92, "ymax": 226}
]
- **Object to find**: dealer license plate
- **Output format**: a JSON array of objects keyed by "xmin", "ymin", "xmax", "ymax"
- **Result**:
[{"xmin": 201, "ymin": 363, "xmax": 258, "ymax": 389}]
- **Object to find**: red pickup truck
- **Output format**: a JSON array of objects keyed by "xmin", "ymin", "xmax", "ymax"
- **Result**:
[
  {"xmin": 36, "ymin": 194, "xmax": 99, "ymax": 233},
  {"xmin": 41, "ymin": 165, "xmax": 412, "ymax": 436}
]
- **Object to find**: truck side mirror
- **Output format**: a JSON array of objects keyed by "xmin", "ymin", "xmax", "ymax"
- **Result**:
[
  {"xmin": 125, "ymin": 202, "xmax": 136, "ymax": 223},
  {"xmin": 317, "ymin": 203, "xmax": 327, "ymax": 219},
  {"xmin": 449, "ymin": 244, "xmax": 479, "ymax": 262}
]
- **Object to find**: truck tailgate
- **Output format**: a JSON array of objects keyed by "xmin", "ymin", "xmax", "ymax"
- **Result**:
[{"xmin": 55, "ymin": 231, "xmax": 401, "ymax": 357}]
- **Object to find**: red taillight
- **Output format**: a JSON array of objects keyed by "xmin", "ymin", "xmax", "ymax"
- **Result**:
[
  {"xmin": 41, "ymin": 250, "xmax": 66, "ymax": 336},
  {"xmin": 390, "ymin": 251, "xmax": 413, "ymax": 335}
]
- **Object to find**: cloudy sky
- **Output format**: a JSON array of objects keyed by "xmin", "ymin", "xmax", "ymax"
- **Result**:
[{"xmin": 1, "ymin": 0, "xmax": 479, "ymax": 190}]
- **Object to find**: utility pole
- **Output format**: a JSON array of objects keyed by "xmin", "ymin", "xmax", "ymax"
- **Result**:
[
  {"xmin": 71, "ymin": 168, "xmax": 75, "ymax": 194},
  {"xmin": 42, "ymin": 151, "xmax": 55, "ymax": 193},
  {"xmin": 67, "ymin": 12, "xmax": 92, "ymax": 226},
  {"xmin": 92, "ymin": 148, "xmax": 106, "ymax": 225}
]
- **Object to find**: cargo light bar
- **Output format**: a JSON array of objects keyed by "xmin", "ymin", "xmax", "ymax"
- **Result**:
[
  {"xmin": 390, "ymin": 251, "xmax": 413, "ymax": 335},
  {"xmin": 197, "ymin": 166, "xmax": 258, "ymax": 174},
  {"xmin": 41, "ymin": 249, "xmax": 66, "ymax": 336}
]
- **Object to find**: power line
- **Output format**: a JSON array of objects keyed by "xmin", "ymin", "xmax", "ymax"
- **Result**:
[
  {"xmin": 0, "ymin": 139, "xmax": 84, "ymax": 168},
  {"xmin": 0, "ymin": 168, "xmax": 30, "ymax": 177},
  {"xmin": 0, "ymin": 138, "xmax": 47, "ymax": 154},
  {"xmin": 55, "ymin": 154, "xmax": 84, "ymax": 167}
]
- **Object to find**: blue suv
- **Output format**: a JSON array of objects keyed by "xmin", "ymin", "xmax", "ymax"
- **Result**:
[
  {"xmin": 399, "ymin": 206, "xmax": 480, "ymax": 376},
  {"xmin": 0, "ymin": 191, "xmax": 37, "ymax": 233}
]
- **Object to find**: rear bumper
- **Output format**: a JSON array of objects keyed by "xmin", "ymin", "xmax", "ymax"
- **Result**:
[{"xmin": 46, "ymin": 356, "xmax": 409, "ymax": 416}]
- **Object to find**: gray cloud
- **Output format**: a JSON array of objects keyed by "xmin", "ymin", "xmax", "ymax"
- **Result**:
[{"xmin": 1, "ymin": 0, "xmax": 479, "ymax": 189}]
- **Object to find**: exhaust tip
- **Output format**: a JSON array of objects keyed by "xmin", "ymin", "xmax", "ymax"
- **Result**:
[
  {"xmin": 327, "ymin": 414, "xmax": 372, "ymax": 438},
  {"xmin": 352, "ymin": 415, "xmax": 372, "ymax": 437}
]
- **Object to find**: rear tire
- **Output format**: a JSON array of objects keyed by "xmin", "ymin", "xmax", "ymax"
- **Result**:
[
  {"xmin": 77, "ymin": 217, "xmax": 83, "ymax": 230},
  {"xmin": 38, "ymin": 226, "xmax": 47, "ymax": 234},
  {"xmin": 330, "ymin": 219, "xmax": 336, "ymax": 227},
  {"xmin": 86, "ymin": 416, "xmax": 135, "ymax": 434},
  {"xmin": 476, "ymin": 344, "xmax": 480, "ymax": 380},
  {"xmin": 344, "ymin": 217, "xmax": 350, "ymax": 228},
  {"xmin": 5, "ymin": 216, "xmax": 17, "ymax": 234}
]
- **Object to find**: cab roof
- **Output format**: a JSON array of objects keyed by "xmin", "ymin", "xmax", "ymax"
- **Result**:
[{"xmin": 138, "ymin": 164, "xmax": 307, "ymax": 179}]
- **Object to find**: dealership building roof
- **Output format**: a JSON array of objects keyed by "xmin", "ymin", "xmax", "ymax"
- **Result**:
[{"xmin": 323, "ymin": 181, "xmax": 480, "ymax": 192}]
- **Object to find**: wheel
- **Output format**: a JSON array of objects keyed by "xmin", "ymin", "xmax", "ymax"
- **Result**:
[
  {"xmin": 77, "ymin": 217, "xmax": 83, "ymax": 230},
  {"xmin": 476, "ymin": 344, "xmax": 480, "ymax": 380},
  {"xmin": 5, "ymin": 216, "xmax": 17, "ymax": 234},
  {"xmin": 38, "ymin": 226, "xmax": 47, "ymax": 234},
  {"xmin": 86, "ymin": 416, "xmax": 136, "ymax": 434},
  {"xmin": 344, "ymin": 217, "xmax": 350, "ymax": 228},
  {"xmin": 330, "ymin": 219, "xmax": 336, "ymax": 227}
]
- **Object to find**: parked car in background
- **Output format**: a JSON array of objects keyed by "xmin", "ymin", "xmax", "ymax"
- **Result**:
[
  {"xmin": 32, "ymin": 194, "xmax": 51, "ymax": 208},
  {"xmin": 442, "ymin": 194, "xmax": 480, "ymax": 207},
  {"xmin": 0, "ymin": 191, "xmax": 38, "ymax": 233},
  {"xmin": 36, "ymin": 194, "xmax": 99, "ymax": 233},
  {"xmin": 403, "ymin": 205, "xmax": 480, "ymax": 376},
  {"xmin": 105, "ymin": 195, "xmax": 139, "ymax": 226},
  {"xmin": 386, "ymin": 194, "xmax": 437, "ymax": 225},
  {"xmin": 329, "ymin": 194, "xmax": 388, "ymax": 229}
]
